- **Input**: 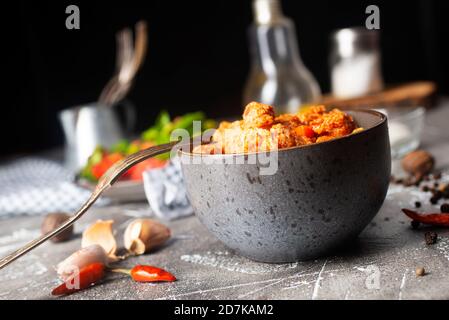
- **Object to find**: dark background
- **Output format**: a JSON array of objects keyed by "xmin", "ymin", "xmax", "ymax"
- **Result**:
[{"xmin": 6, "ymin": 0, "xmax": 449, "ymax": 156}]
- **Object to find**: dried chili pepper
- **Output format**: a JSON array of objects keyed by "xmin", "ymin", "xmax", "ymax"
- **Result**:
[
  {"xmin": 131, "ymin": 265, "xmax": 176, "ymax": 282},
  {"xmin": 402, "ymin": 209, "xmax": 449, "ymax": 227},
  {"xmin": 52, "ymin": 262, "xmax": 105, "ymax": 296},
  {"xmin": 111, "ymin": 265, "xmax": 176, "ymax": 282}
]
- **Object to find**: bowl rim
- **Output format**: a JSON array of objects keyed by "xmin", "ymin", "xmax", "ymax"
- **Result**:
[{"xmin": 179, "ymin": 109, "xmax": 387, "ymax": 158}]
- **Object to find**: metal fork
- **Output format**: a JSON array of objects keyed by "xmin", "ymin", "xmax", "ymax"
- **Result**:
[{"xmin": 0, "ymin": 140, "xmax": 182, "ymax": 270}]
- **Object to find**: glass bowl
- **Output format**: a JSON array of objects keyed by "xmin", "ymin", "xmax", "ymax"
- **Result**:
[{"xmin": 376, "ymin": 106, "xmax": 425, "ymax": 159}]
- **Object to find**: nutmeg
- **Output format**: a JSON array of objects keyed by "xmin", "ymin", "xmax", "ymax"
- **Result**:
[
  {"xmin": 124, "ymin": 219, "xmax": 171, "ymax": 255},
  {"xmin": 401, "ymin": 150, "xmax": 435, "ymax": 179},
  {"xmin": 41, "ymin": 212, "xmax": 73, "ymax": 243}
]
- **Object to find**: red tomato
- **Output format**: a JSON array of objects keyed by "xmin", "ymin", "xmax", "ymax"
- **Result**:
[
  {"xmin": 139, "ymin": 141, "xmax": 154, "ymax": 150},
  {"xmin": 127, "ymin": 158, "xmax": 168, "ymax": 181},
  {"xmin": 91, "ymin": 153, "xmax": 124, "ymax": 180}
]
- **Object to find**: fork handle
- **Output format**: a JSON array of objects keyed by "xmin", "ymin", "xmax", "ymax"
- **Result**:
[
  {"xmin": 0, "ymin": 192, "xmax": 100, "ymax": 270},
  {"xmin": 0, "ymin": 140, "xmax": 185, "ymax": 270}
]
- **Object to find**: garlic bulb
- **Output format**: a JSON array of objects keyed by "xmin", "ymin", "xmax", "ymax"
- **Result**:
[
  {"xmin": 56, "ymin": 244, "xmax": 108, "ymax": 280},
  {"xmin": 124, "ymin": 219, "xmax": 171, "ymax": 255},
  {"xmin": 82, "ymin": 220, "xmax": 117, "ymax": 259}
]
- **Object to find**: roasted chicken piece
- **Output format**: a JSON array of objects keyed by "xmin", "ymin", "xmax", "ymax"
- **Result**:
[
  {"xmin": 193, "ymin": 102, "xmax": 360, "ymax": 154},
  {"xmin": 307, "ymin": 108, "xmax": 356, "ymax": 137},
  {"xmin": 243, "ymin": 102, "xmax": 275, "ymax": 128}
]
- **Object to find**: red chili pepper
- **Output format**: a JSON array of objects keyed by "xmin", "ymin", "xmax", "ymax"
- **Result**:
[
  {"xmin": 111, "ymin": 265, "xmax": 176, "ymax": 282},
  {"xmin": 402, "ymin": 209, "xmax": 449, "ymax": 227},
  {"xmin": 130, "ymin": 265, "xmax": 176, "ymax": 282},
  {"xmin": 51, "ymin": 263, "xmax": 105, "ymax": 296}
]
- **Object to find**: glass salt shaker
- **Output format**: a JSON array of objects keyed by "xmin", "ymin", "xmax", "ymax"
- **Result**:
[{"xmin": 330, "ymin": 27, "xmax": 383, "ymax": 99}]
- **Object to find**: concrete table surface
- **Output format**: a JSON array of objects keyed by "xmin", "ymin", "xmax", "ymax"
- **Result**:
[{"xmin": 1, "ymin": 101, "xmax": 449, "ymax": 300}]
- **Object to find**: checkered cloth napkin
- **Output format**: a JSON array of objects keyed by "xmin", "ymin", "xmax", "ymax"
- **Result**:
[
  {"xmin": 143, "ymin": 157, "xmax": 193, "ymax": 220},
  {"xmin": 0, "ymin": 157, "xmax": 109, "ymax": 217}
]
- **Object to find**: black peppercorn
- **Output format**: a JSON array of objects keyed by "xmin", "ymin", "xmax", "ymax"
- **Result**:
[
  {"xmin": 415, "ymin": 201, "xmax": 421, "ymax": 208},
  {"xmin": 411, "ymin": 220, "xmax": 420, "ymax": 229},
  {"xmin": 441, "ymin": 203, "xmax": 449, "ymax": 213},
  {"xmin": 424, "ymin": 232, "xmax": 438, "ymax": 245},
  {"xmin": 430, "ymin": 191, "xmax": 443, "ymax": 205}
]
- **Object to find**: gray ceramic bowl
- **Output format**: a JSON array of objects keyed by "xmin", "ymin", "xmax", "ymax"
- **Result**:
[{"xmin": 180, "ymin": 110, "xmax": 390, "ymax": 263}]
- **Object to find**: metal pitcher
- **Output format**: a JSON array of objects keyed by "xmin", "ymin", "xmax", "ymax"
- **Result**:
[{"xmin": 59, "ymin": 102, "xmax": 135, "ymax": 172}]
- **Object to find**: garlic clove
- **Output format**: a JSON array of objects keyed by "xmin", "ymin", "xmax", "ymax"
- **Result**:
[
  {"xmin": 56, "ymin": 244, "xmax": 108, "ymax": 280},
  {"xmin": 124, "ymin": 219, "xmax": 171, "ymax": 255},
  {"xmin": 82, "ymin": 220, "xmax": 117, "ymax": 259},
  {"xmin": 128, "ymin": 238, "xmax": 146, "ymax": 255}
]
